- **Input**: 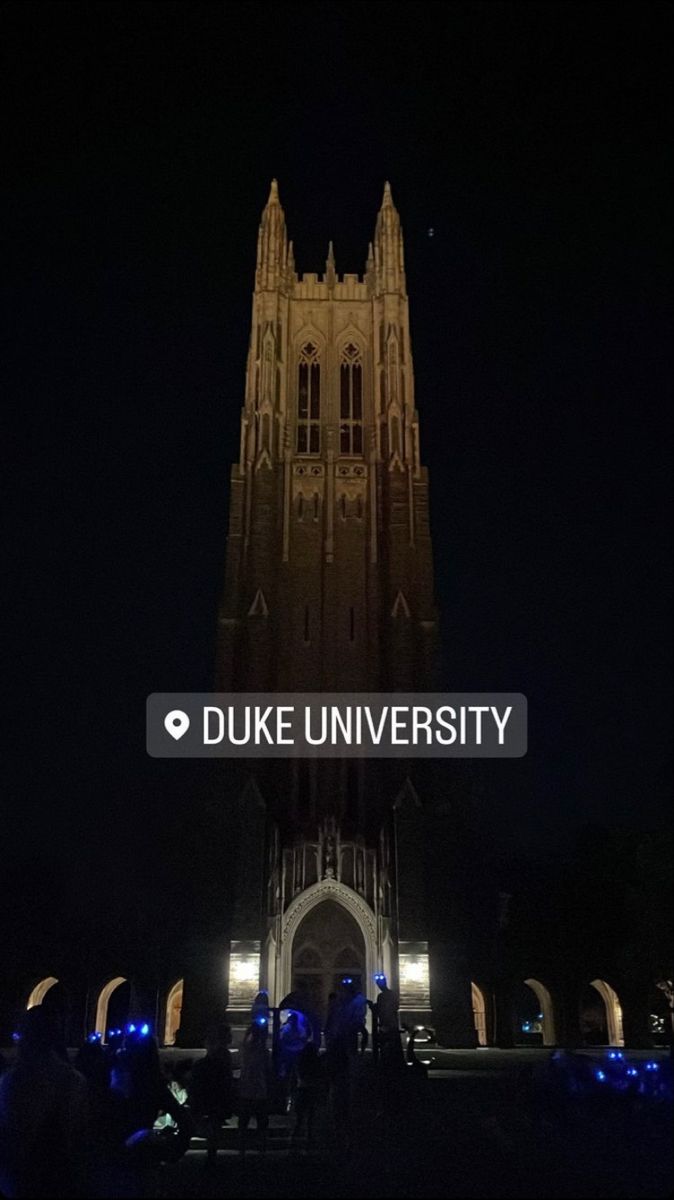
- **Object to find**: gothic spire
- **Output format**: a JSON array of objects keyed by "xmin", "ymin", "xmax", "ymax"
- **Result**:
[
  {"xmin": 256, "ymin": 178, "xmax": 288, "ymax": 290},
  {"xmin": 374, "ymin": 181, "xmax": 405, "ymax": 294},
  {"xmin": 325, "ymin": 239, "xmax": 336, "ymax": 286}
]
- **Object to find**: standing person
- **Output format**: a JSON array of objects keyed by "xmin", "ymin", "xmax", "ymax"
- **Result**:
[
  {"xmin": 189, "ymin": 1020, "xmax": 233, "ymax": 1164},
  {"xmin": 251, "ymin": 990, "xmax": 270, "ymax": 1025},
  {"xmin": 345, "ymin": 979, "xmax": 368, "ymax": 1058},
  {"xmin": 238, "ymin": 1021, "xmax": 270, "ymax": 1157},
  {"xmin": 279, "ymin": 982, "xmax": 321, "ymax": 1046},
  {"xmin": 325, "ymin": 978, "xmax": 362, "ymax": 1146},
  {"xmin": 371, "ymin": 974, "xmax": 403, "ymax": 1071},
  {"xmin": 278, "ymin": 1010, "xmax": 308, "ymax": 1084},
  {"xmin": 0, "ymin": 1006, "xmax": 89, "ymax": 1198},
  {"xmin": 351, "ymin": 983, "xmax": 369, "ymax": 1054},
  {"xmin": 291, "ymin": 1042, "xmax": 323, "ymax": 1151}
]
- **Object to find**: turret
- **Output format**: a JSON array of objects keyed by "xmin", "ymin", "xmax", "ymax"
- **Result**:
[
  {"xmin": 325, "ymin": 240, "xmax": 336, "ymax": 287},
  {"xmin": 255, "ymin": 178, "xmax": 288, "ymax": 292},
  {"xmin": 373, "ymin": 181, "xmax": 406, "ymax": 296}
]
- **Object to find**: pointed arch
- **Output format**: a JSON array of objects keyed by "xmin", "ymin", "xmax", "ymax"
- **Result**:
[
  {"xmin": 295, "ymin": 330, "xmax": 324, "ymax": 455},
  {"xmin": 339, "ymin": 337, "xmax": 364, "ymax": 456},
  {"xmin": 524, "ymin": 977, "xmax": 557, "ymax": 1046},
  {"xmin": 336, "ymin": 324, "xmax": 365, "ymax": 355},
  {"xmin": 248, "ymin": 588, "xmax": 269, "ymax": 617},
  {"xmin": 95, "ymin": 977, "xmax": 127, "ymax": 1040},
  {"xmin": 293, "ymin": 323, "xmax": 327, "ymax": 355},
  {"xmin": 590, "ymin": 978, "xmax": 625, "ymax": 1046},
  {"xmin": 27, "ymin": 977, "xmax": 59, "ymax": 1009},
  {"xmin": 391, "ymin": 590, "xmax": 411, "ymax": 618},
  {"xmin": 471, "ymin": 982, "xmax": 488, "ymax": 1046},
  {"xmin": 278, "ymin": 879, "xmax": 378, "ymax": 1004},
  {"xmin": 164, "ymin": 979, "xmax": 183, "ymax": 1047}
]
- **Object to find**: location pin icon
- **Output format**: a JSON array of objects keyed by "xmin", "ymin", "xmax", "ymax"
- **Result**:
[{"xmin": 165, "ymin": 710, "xmax": 190, "ymax": 740}]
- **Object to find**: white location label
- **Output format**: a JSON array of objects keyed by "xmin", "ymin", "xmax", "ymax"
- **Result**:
[{"xmin": 165, "ymin": 710, "xmax": 190, "ymax": 740}]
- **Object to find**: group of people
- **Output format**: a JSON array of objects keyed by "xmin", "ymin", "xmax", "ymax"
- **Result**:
[
  {"xmin": 0, "ymin": 1006, "xmax": 193, "ymax": 1197},
  {"xmin": 0, "ymin": 975, "xmax": 405, "ymax": 1194}
]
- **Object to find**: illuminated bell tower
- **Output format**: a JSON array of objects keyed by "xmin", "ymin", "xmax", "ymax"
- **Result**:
[{"xmin": 216, "ymin": 181, "xmax": 447, "ymax": 1029}]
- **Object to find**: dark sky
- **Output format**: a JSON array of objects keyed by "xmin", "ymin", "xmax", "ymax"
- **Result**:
[{"xmin": 4, "ymin": 1, "xmax": 672, "ymax": 886}]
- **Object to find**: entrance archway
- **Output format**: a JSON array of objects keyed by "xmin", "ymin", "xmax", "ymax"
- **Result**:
[
  {"xmin": 589, "ymin": 979, "xmax": 624, "ymax": 1046},
  {"xmin": 524, "ymin": 978, "xmax": 556, "ymax": 1046},
  {"xmin": 471, "ymin": 982, "xmax": 488, "ymax": 1046},
  {"xmin": 27, "ymin": 977, "xmax": 59, "ymax": 1009},
  {"xmin": 95, "ymin": 977, "xmax": 128, "ymax": 1040},
  {"xmin": 579, "ymin": 979, "xmax": 624, "ymax": 1046},
  {"xmin": 277, "ymin": 879, "xmax": 379, "ymax": 1007},
  {"xmin": 291, "ymin": 899, "xmax": 366, "ymax": 1022},
  {"xmin": 164, "ymin": 980, "xmax": 183, "ymax": 1046}
]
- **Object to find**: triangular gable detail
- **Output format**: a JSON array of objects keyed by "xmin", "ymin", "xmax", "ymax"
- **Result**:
[
  {"xmin": 248, "ymin": 588, "xmax": 269, "ymax": 617},
  {"xmin": 391, "ymin": 590, "xmax": 411, "ymax": 619},
  {"xmin": 393, "ymin": 776, "xmax": 422, "ymax": 811}
]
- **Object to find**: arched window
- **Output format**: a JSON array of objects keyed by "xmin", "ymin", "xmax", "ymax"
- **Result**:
[
  {"xmin": 95, "ymin": 976, "xmax": 128, "ymax": 1040},
  {"xmin": 27, "ymin": 976, "xmax": 59, "ymax": 1009},
  {"xmin": 164, "ymin": 980, "xmax": 183, "ymax": 1046},
  {"xmin": 524, "ymin": 977, "xmax": 557, "ymax": 1046},
  {"xmin": 297, "ymin": 342, "xmax": 321, "ymax": 454},
  {"xmin": 340, "ymin": 343, "xmax": 363, "ymax": 455},
  {"xmin": 471, "ymin": 982, "xmax": 488, "ymax": 1046},
  {"xmin": 589, "ymin": 978, "xmax": 625, "ymax": 1047}
]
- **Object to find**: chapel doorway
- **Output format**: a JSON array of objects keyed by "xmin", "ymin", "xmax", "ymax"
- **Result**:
[{"xmin": 291, "ymin": 898, "xmax": 365, "ymax": 1022}]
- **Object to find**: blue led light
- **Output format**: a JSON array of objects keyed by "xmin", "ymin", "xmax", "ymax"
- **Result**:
[
  {"xmin": 342, "ymin": 977, "xmax": 353, "ymax": 985},
  {"xmin": 595, "ymin": 1070, "xmax": 606, "ymax": 1082},
  {"xmin": 645, "ymin": 1061, "xmax": 660, "ymax": 1072},
  {"xmin": 87, "ymin": 1032, "xmax": 102, "ymax": 1043},
  {"xmin": 139, "ymin": 1023, "xmax": 150, "ymax": 1036},
  {"xmin": 627, "ymin": 1067, "xmax": 638, "ymax": 1077},
  {"xmin": 12, "ymin": 1032, "xmax": 20, "ymax": 1043},
  {"xmin": 255, "ymin": 1016, "xmax": 268, "ymax": 1026},
  {"xmin": 127, "ymin": 1023, "xmax": 136, "ymax": 1034}
]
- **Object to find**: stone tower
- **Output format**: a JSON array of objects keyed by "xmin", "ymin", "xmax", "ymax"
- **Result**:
[{"xmin": 213, "ymin": 182, "xmax": 458, "ymax": 1033}]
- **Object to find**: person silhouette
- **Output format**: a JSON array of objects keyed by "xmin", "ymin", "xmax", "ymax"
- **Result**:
[
  {"xmin": 324, "ymin": 978, "xmax": 364, "ymax": 1143},
  {"xmin": 278, "ymin": 1010, "xmax": 308, "ymax": 1083},
  {"xmin": 238, "ymin": 1021, "xmax": 270, "ymax": 1157},
  {"xmin": 291, "ymin": 1042, "xmax": 323, "ymax": 1151},
  {"xmin": 0, "ymin": 1006, "xmax": 89, "ymax": 1198},
  {"xmin": 189, "ymin": 1020, "xmax": 233, "ymax": 1164},
  {"xmin": 371, "ymin": 974, "xmax": 403, "ymax": 1070},
  {"xmin": 251, "ymin": 990, "xmax": 270, "ymax": 1025},
  {"xmin": 110, "ymin": 1028, "xmax": 193, "ymax": 1166}
]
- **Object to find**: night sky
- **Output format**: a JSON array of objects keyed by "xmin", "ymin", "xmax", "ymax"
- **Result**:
[{"xmin": 4, "ymin": 1, "xmax": 672, "ymax": 909}]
